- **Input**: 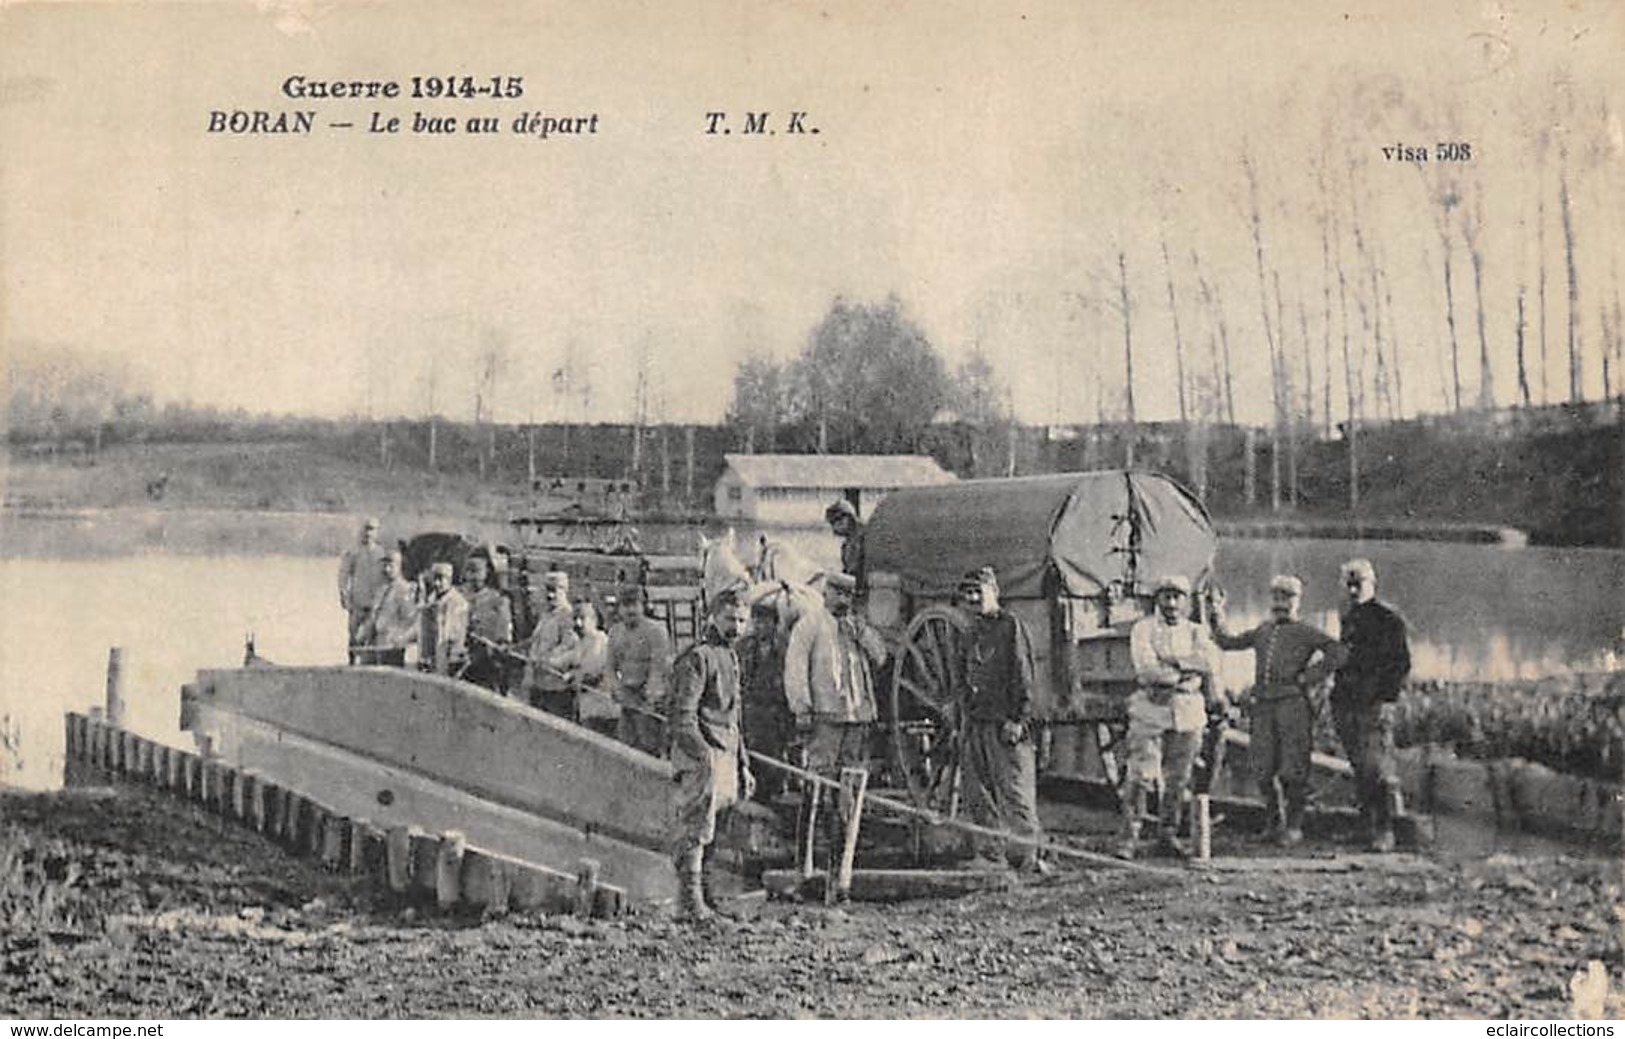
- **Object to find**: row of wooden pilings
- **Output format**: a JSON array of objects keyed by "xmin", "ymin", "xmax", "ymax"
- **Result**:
[{"xmin": 63, "ymin": 710, "xmax": 629, "ymax": 919}]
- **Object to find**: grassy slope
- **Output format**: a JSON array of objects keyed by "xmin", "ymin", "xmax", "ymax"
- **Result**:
[{"xmin": 2, "ymin": 441, "xmax": 536, "ymax": 520}]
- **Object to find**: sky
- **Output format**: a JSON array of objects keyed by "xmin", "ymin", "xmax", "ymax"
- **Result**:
[{"xmin": 2, "ymin": 0, "xmax": 1622, "ymax": 426}]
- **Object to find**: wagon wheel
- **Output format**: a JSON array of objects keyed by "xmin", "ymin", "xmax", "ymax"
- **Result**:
[{"xmin": 888, "ymin": 604, "xmax": 971, "ymax": 816}]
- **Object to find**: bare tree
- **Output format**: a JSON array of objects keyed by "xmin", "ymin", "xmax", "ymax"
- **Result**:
[
  {"xmin": 1192, "ymin": 250, "xmax": 1236, "ymax": 426},
  {"xmin": 1461, "ymin": 192, "xmax": 1495, "ymax": 410},
  {"xmin": 1559, "ymin": 139, "xmax": 1582, "ymax": 402},
  {"xmin": 1117, "ymin": 250, "xmax": 1137, "ymax": 438},
  {"xmin": 1243, "ymin": 148, "xmax": 1283, "ymax": 510},
  {"xmin": 1160, "ymin": 235, "xmax": 1188, "ymax": 425},
  {"xmin": 1516, "ymin": 286, "xmax": 1532, "ymax": 407}
]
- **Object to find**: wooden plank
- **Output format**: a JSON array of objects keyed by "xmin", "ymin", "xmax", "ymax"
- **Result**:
[
  {"xmin": 764, "ymin": 867, "xmax": 1017, "ymax": 903},
  {"xmin": 829, "ymin": 767, "xmax": 868, "ymax": 906}
]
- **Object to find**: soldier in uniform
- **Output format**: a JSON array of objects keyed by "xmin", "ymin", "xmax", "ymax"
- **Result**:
[
  {"xmin": 824, "ymin": 499, "xmax": 866, "ymax": 587},
  {"xmin": 784, "ymin": 572, "xmax": 887, "ymax": 853},
  {"xmin": 524, "ymin": 571, "xmax": 578, "ymax": 717},
  {"xmin": 737, "ymin": 598, "xmax": 791, "ymax": 801},
  {"xmin": 1123, "ymin": 574, "xmax": 1221, "ymax": 859},
  {"xmin": 954, "ymin": 566, "xmax": 1048, "ymax": 874},
  {"xmin": 608, "ymin": 585, "xmax": 674, "ymax": 756},
  {"xmin": 357, "ymin": 550, "xmax": 418, "ymax": 667},
  {"xmin": 668, "ymin": 592, "xmax": 754, "ymax": 921},
  {"xmin": 461, "ymin": 553, "xmax": 514, "ymax": 693},
  {"xmin": 1331, "ymin": 558, "xmax": 1412, "ymax": 852},
  {"xmin": 1211, "ymin": 574, "xmax": 1347, "ymax": 845},
  {"xmin": 338, "ymin": 517, "xmax": 389, "ymax": 660},
  {"xmin": 418, "ymin": 562, "xmax": 470, "ymax": 677},
  {"xmin": 550, "ymin": 601, "xmax": 613, "ymax": 735}
]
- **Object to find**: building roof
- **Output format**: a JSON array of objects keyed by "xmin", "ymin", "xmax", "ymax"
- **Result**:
[{"xmin": 721, "ymin": 453, "xmax": 956, "ymax": 490}]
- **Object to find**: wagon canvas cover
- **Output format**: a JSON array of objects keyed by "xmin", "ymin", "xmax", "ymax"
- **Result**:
[{"xmin": 865, "ymin": 470, "xmax": 1216, "ymax": 600}]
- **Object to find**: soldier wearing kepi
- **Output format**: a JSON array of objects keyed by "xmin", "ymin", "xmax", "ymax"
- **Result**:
[
  {"xmin": 784, "ymin": 572, "xmax": 888, "ymax": 853},
  {"xmin": 668, "ymin": 592, "xmax": 754, "ymax": 922},
  {"xmin": 460, "ymin": 553, "xmax": 514, "ymax": 693},
  {"xmin": 338, "ymin": 517, "xmax": 389, "ymax": 661},
  {"xmin": 1123, "ymin": 574, "xmax": 1221, "ymax": 859},
  {"xmin": 1211, "ymin": 575, "xmax": 1347, "ymax": 846},
  {"xmin": 524, "ymin": 571, "xmax": 578, "ymax": 717},
  {"xmin": 418, "ymin": 562, "xmax": 470, "ymax": 677},
  {"xmin": 954, "ymin": 566, "xmax": 1047, "ymax": 874},
  {"xmin": 608, "ymin": 585, "xmax": 674, "ymax": 756},
  {"xmin": 357, "ymin": 550, "xmax": 418, "ymax": 667},
  {"xmin": 824, "ymin": 498, "xmax": 866, "ymax": 588},
  {"xmin": 1331, "ymin": 558, "xmax": 1412, "ymax": 852}
]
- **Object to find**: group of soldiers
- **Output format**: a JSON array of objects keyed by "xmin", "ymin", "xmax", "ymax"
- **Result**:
[
  {"xmin": 1122, "ymin": 558, "xmax": 1412, "ymax": 859},
  {"xmin": 336, "ymin": 509, "xmax": 1413, "ymax": 921},
  {"xmin": 334, "ymin": 518, "xmax": 674, "ymax": 751}
]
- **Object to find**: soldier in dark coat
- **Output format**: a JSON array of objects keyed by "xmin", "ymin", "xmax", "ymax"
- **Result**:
[
  {"xmin": 954, "ymin": 566, "xmax": 1047, "ymax": 874},
  {"xmin": 1331, "ymin": 558, "xmax": 1412, "ymax": 852},
  {"xmin": 668, "ymin": 592, "xmax": 754, "ymax": 921}
]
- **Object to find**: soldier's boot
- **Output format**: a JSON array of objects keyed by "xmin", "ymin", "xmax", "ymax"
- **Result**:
[
  {"xmin": 700, "ymin": 845, "xmax": 745, "ymax": 919},
  {"xmin": 1369, "ymin": 784, "xmax": 1400, "ymax": 853},
  {"xmin": 1116, "ymin": 784, "xmax": 1147, "ymax": 860},
  {"xmin": 1155, "ymin": 784, "xmax": 1190, "ymax": 859},
  {"xmin": 1278, "ymin": 780, "xmax": 1305, "ymax": 848},
  {"xmin": 1260, "ymin": 780, "xmax": 1286, "ymax": 842},
  {"xmin": 675, "ymin": 846, "xmax": 714, "ymax": 922}
]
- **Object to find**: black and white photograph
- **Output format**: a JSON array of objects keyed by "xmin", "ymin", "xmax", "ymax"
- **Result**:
[{"xmin": 2, "ymin": 0, "xmax": 1622, "ymax": 1021}]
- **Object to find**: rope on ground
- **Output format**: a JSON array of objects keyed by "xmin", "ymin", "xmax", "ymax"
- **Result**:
[{"xmin": 744, "ymin": 747, "xmax": 1188, "ymax": 879}]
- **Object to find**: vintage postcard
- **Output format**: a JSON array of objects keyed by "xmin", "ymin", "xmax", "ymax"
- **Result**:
[{"xmin": 2, "ymin": 0, "xmax": 1622, "ymax": 1021}]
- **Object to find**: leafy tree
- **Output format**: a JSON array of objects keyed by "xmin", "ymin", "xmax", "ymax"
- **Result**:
[
  {"xmin": 725, "ymin": 354, "xmax": 787, "ymax": 453},
  {"xmin": 788, "ymin": 295, "xmax": 950, "ymax": 454}
]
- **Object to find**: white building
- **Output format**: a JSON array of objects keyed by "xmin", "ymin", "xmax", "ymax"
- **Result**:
[{"xmin": 713, "ymin": 453, "xmax": 956, "ymax": 525}]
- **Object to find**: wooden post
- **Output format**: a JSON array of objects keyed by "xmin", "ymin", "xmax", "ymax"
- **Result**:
[
  {"xmin": 104, "ymin": 647, "xmax": 126, "ymax": 729},
  {"xmin": 384, "ymin": 826, "xmax": 414, "ymax": 895},
  {"xmin": 350, "ymin": 821, "xmax": 385, "ymax": 876},
  {"xmin": 574, "ymin": 857, "xmax": 601, "ymax": 918},
  {"xmin": 1194, "ymin": 793, "xmax": 1213, "ymax": 862},
  {"xmin": 828, "ymin": 767, "xmax": 869, "ymax": 906},
  {"xmin": 799, "ymin": 789, "xmax": 820, "ymax": 879},
  {"xmin": 303, "ymin": 803, "xmax": 331, "ymax": 857},
  {"xmin": 410, "ymin": 829, "xmax": 439, "ymax": 899},
  {"xmin": 242, "ymin": 772, "xmax": 266, "ymax": 829},
  {"xmin": 462, "ymin": 852, "xmax": 511, "ymax": 915},
  {"xmin": 436, "ymin": 832, "xmax": 467, "ymax": 909},
  {"xmin": 321, "ymin": 816, "xmax": 351, "ymax": 871}
]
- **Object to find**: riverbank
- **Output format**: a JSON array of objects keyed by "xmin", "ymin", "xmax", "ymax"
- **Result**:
[
  {"xmin": 4, "ymin": 784, "xmax": 1621, "ymax": 1018},
  {"xmin": 4, "ymin": 440, "xmax": 1600, "ymax": 554}
]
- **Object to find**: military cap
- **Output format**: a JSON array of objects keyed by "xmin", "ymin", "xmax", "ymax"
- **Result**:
[
  {"xmin": 825, "ymin": 499, "xmax": 858, "ymax": 523},
  {"xmin": 1269, "ymin": 574, "xmax": 1304, "ymax": 597},
  {"xmin": 1341, "ymin": 558, "xmax": 1376, "ymax": 583},
  {"xmin": 429, "ymin": 561, "xmax": 454, "ymax": 580},
  {"xmin": 543, "ymin": 570, "xmax": 569, "ymax": 589},
  {"xmin": 1153, "ymin": 574, "xmax": 1192, "ymax": 596},
  {"xmin": 958, "ymin": 565, "xmax": 999, "ymax": 592}
]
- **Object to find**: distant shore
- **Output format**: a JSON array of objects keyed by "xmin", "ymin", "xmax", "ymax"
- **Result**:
[{"xmin": 0, "ymin": 440, "xmax": 1591, "ymax": 559}]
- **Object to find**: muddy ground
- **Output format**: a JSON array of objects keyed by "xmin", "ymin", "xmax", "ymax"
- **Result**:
[{"xmin": 3, "ymin": 785, "xmax": 1622, "ymax": 1019}]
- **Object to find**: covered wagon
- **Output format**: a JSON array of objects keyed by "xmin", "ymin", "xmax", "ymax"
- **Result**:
[{"xmin": 862, "ymin": 470, "xmax": 1219, "ymax": 809}]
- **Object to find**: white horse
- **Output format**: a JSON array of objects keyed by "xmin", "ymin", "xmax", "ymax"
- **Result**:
[{"xmin": 697, "ymin": 530, "xmax": 827, "ymax": 631}]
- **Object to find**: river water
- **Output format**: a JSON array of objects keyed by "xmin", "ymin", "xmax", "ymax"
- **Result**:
[{"xmin": 1, "ymin": 517, "xmax": 1620, "ymax": 791}]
